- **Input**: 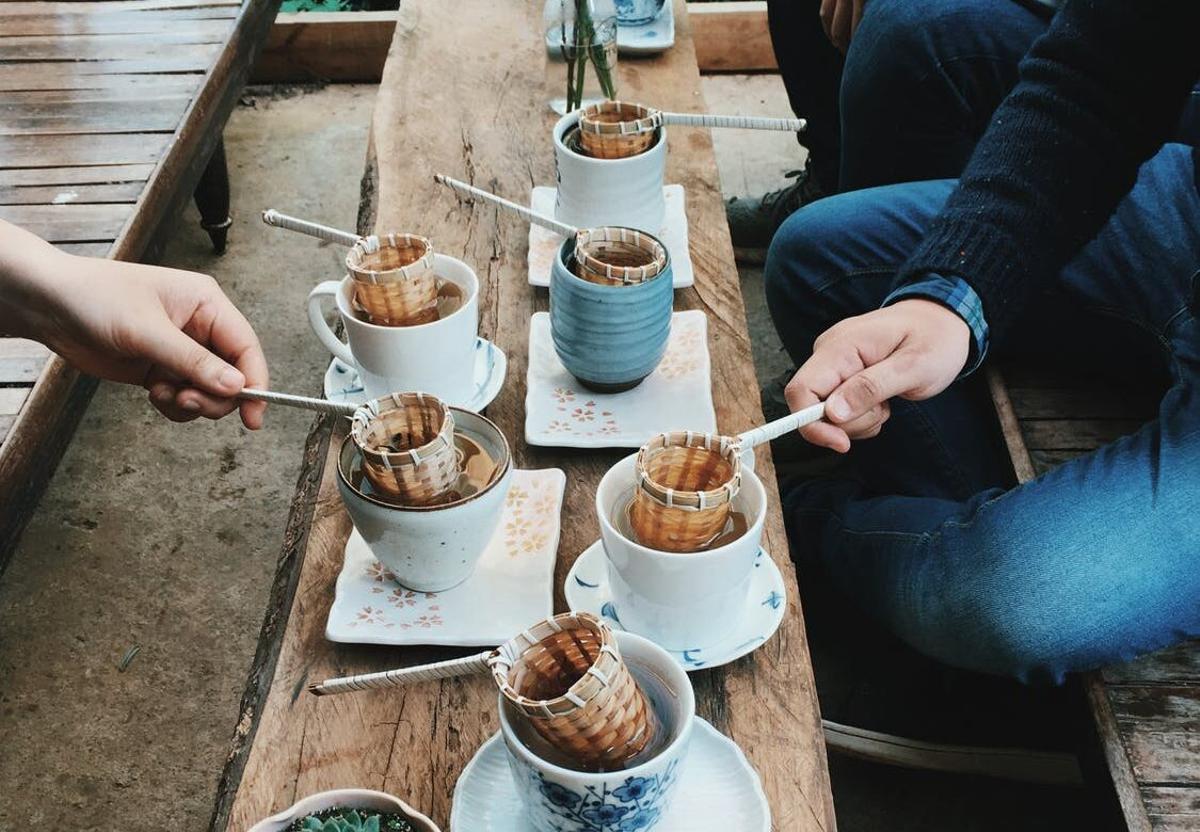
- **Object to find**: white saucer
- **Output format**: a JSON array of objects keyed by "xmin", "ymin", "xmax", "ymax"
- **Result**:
[
  {"xmin": 450, "ymin": 718, "xmax": 769, "ymax": 831},
  {"xmin": 527, "ymin": 185, "xmax": 693, "ymax": 289},
  {"xmin": 524, "ymin": 310, "xmax": 716, "ymax": 449},
  {"xmin": 325, "ymin": 468, "xmax": 565, "ymax": 647},
  {"xmin": 565, "ymin": 541, "xmax": 787, "ymax": 670},
  {"xmin": 323, "ymin": 337, "xmax": 506, "ymax": 412},
  {"xmin": 617, "ymin": 1, "xmax": 675, "ymax": 55}
]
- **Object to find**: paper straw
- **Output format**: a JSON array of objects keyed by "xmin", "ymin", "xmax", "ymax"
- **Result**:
[
  {"xmin": 238, "ymin": 388, "xmax": 359, "ymax": 417},
  {"xmin": 434, "ymin": 174, "xmax": 579, "ymax": 238},
  {"xmin": 261, "ymin": 209, "xmax": 363, "ymax": 248},
  {"xmin": 659, "ymin": 112, "xmax": 807, "ymax": 133}
]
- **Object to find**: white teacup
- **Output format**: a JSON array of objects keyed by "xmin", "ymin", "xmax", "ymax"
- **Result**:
[
  {"xmin": 596, "ymin": 453, "xmax": 767, "ymax": 651},
  {"xmin": 308, "ymin": 254, "xmax": 480, "ymax": 404},
  {"xmin": 553, "ymin": 111, "xmax": 666, "ymax": 234},
  {"xmin": 334, "ymin": 409, "xmax": 512, "ymax": 592},
  {"xmin": 499, "ymin": 630, "xmax": 694, "ymax": 832}
]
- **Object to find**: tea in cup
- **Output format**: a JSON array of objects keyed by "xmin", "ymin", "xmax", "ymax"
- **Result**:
[{"xmin": 308, "ymin": 253, "xmax": 481, "ymax": 404}]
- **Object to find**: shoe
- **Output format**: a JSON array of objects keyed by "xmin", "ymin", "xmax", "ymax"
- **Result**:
[{"xmin": 727, "ymin": 165, "xmax": 825, "ymax": 265}]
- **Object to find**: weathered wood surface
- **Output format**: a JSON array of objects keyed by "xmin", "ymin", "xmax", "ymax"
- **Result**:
[
  {"xmin": 0, "ymin": 0, "xmax": 281, "ymax": 578},
  {"xmin": 211, "ymin": 2, "xmax": 836, "ymax": 830},
  {"xmin": 988, "ymin": 364, "xmax": 1200, "ymax": 831},
  {"xmin": 689, "ymin": 1, "xmax": 777, "ymax": 72},
  {"xmin": 253, "ymin": 10, "xmax": 396, "ymax": 83}
]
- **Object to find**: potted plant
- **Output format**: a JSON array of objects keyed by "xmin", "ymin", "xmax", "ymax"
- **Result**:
[{"xmin": 248, "ymin": 789, "xmax": 440, "ymax": 832}]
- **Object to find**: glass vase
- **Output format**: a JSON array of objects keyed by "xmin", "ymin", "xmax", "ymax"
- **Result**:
[{"xmin": 543, "ymin": 0, "xmax": 619, "ymax": 114}]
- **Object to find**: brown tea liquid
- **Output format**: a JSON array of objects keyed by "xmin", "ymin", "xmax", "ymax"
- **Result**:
[
  {"xmin": 613, "ymin": 487, "xmax": 749, "ymax": 552},
  {"xmin": 351, "ymin": 431, "xmax": 501, "ymax": 506},
  {"xmin": 353, "ymin": 278, "xmax": 465, "ymax": 326}
]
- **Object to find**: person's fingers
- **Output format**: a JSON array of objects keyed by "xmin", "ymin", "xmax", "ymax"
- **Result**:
[
  {"xmin": 850, "ymin": 0, "xmax": 865, "ymax": 41},
  {"xmin": 132, "ymin": 318, "xmax": 245, "ymax": 399},
  {"xmin": 196, "ymin": 293, "xmax": 268, "ymax": 430},
  {"xmin": 147, "ymin": 384, "xmax": 201, "ymax": 423},
  {"xmin": 800, "ymin": 421, "xmax": 852, "ymax": 453},
  {"xmin": 173, "ymin": 387, "xmax": 240, "ymax": 421},
  {"xmin": 818, "ymin": 0, "xmax": 835, "ymax": 38},
  {"xmin": 829, "ymin": 0, "xmax": 854, "ymax": 51},
  {"xmin": 826, "ymin": 351, "xmax": 914, "ymax": 425},
  {"xmin": 838, "ymin": 401, "xmax": 890, "ymax": 440}
]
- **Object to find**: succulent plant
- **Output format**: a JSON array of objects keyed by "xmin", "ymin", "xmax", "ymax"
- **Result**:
[
  {"xmin": 289, "ymin": 808, "xmax": 414, "ymax": 832},
  {"xmin": 300, "ymin": 810, "xmax": 380, "ymax": 832}
]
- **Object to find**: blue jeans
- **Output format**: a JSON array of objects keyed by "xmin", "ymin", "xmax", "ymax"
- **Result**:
[{"xmin": 765, "ymin": 145, "xmax": 1200, "ymax": 684}]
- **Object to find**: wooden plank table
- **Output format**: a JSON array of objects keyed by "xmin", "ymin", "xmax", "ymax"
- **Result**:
[
  {"xmin": 988, "ymin": 365, "xmax": 1200, "ymax": 832},
  {"xmin": 210, "ymin": 1, "xmax": 836, "ymax": 830},
  {"xmin": 0, "ymin": 0, "xmax": 281, "ymax": 572}
]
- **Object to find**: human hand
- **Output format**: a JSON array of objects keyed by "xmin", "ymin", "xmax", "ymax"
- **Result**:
[
  {"xmin": 0, "ymin": 223, "xmax": 267, "ymax": 429},
  {"xmin": 819, "ymin": 0, "xmax": 865, "ymax": 53},
  {"xmin": 785, "ymin": 299, "xmax": 970, "ymax": 452}
]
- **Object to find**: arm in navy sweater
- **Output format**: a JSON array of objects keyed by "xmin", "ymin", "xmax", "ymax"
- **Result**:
[{"xmin": 894, "ymin": 0, "xmax": 1200, "ymax": 346}]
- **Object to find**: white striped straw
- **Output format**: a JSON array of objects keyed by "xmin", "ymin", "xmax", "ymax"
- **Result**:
[
  {"xmin": 659, "ymin": 112, "xmax": 807, "ymax": 133},
  {"xmin": 735, "ymin": 401, "xmax": 826, "ymax": 450},
  {"xmin": 261, "ymin": 209, "xmax": 363, "ymax": 248},
  {"xmin": 308, "ymin": 649, "xmax": 495, "ymax": 696},
  {"xmin": 434, "ymin": 174, "xmax": 579, "ymax": 238},
  {"xmin": 238, "ymin": 388, "xmax": 359, "ymax": 417}
]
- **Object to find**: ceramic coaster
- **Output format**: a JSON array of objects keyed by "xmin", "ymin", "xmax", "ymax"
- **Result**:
[
  {"xmin": 326, "ymin": 468, "xmax": 565, "ymax": 647},
  {"xmin": 616, "ymin": 1, "xmax": 676, "ymax": 55},
  {"xmin": 527, "ymin": 185, "xmax": 693, "ymax": 289},
  {"xmin": 323, "ymin": 337, "xmax": 506, "ymax": 411},
  {"xmin": 565, "ymin": 541, "xmax": 787, "ymax": 671},
  {"xmin": 525, "ymin": 310, "xmax": 716, "ymax": 448},
  {"xmin": 450, "ymin": 718, "xmax": 770, "ymax": 832}
]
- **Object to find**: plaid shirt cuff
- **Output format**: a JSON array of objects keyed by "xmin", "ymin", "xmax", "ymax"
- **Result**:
[{"xmin": 883, "ymin": 274, "xmax": 989, "ymax": 376}]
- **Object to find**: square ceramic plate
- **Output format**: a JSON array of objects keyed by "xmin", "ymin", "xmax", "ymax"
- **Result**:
[
  {"xmin": 326, "ymin": 468, "xmax": 566, "ymax": 646},
  {"xmin": 617, "ymin": 1, "xmax": 676, "ymax": 54},
  {"xmin": 525, "ymin": 310, "xmax": 716, "ymax": 448},
  {"xmin": 527, "ymin": 185, "xmax": 693, "ymax": 289}
]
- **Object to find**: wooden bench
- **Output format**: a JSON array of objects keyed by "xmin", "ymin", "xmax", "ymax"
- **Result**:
[
  {"xmin": 0, "ymin": 0, "xmax": 280, "ymax": 573},
  {"xmin": 988, "ymin": 366, "xmax": 1200, "ymax": 831},
  {"xmin": 208, "ymin": 2, "xmax": 836, "ymax": 830}
]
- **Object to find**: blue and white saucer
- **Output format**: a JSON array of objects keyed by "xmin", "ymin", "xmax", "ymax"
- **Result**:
[
  {"xmin": 564, "ymin": 541, "xmax": 787, "ymax": 671},
  {"xmin": 616, "ymin": 1, "xmax": 675, "ymax": 55},
  {"xmin": 450, "ymin": 718, "xmax": 770, "ymax": 832},
  {"xmin": 323, "ymin": 337, "xmax": 507, "ymax": 412}
]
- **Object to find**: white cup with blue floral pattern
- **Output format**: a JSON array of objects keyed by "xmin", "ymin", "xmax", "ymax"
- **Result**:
[{"xmin": 498, "ymin": 630, "xmax": 695, "ymax": 832}]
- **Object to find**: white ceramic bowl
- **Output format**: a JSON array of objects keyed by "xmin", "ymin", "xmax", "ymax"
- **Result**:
[
  {"xmin": 246, "ymin": 788, "xmax": 440, "ymax": 832},
  {"xmin": 498, "ymin": 629, "xmax": 695, "ymax": 832},
  {"xmin": 596, "ymin": 453, "xmax": 767, "ymax": 651},
  {"xmin": 336, "ymin": 408, "xmax": 513, "ymax": 592},
  {"xmin": 552, "ymin": 110, "xmax": 666, "ymax": 234}
]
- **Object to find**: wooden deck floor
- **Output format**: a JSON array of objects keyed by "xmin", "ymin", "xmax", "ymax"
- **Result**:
[{"xmin": 992, "ymin": 365, "xmax": 1200, "ymax": 832}]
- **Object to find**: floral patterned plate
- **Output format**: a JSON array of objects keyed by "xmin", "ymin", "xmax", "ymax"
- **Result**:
[
  {"xmin": 325, "ymin": 468, "xmax": 566, "ymax": 647},
  {"xmin": 564, "ymin": 541, "xmax": 787, "ymax": 671},
  {"xmin": 527, "ymin": 185, "xmax": 693, "ymax": 289},
  {"xmin": 449, "ymin": 719, "xmax": 770, "ymax": 832},
  {"xmin": 525, "ymin": 310, "xmax": 716, "ymax": 448}
]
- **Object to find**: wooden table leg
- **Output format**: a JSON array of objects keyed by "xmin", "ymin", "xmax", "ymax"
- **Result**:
[{"xmin": 195, "ymin": 137, "xmax": 233, "ymax": 254}]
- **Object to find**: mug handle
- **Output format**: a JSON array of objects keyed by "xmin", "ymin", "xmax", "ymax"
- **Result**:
[{"xmin": 307, "ymin": 280, "xmax": 355, "ymax": 365}]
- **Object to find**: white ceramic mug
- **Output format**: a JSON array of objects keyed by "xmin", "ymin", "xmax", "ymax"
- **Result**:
[
  {"xmin": 499, "ymin": 630, "xmax": 694, "ymax": 832},
  {"xmin": 596, "ymin": 453, "xmax": 767, "ymax": 651},
  {"xmin": 553, "ymin": 110, "xmax": 666, "ymax": 234},
  {"xmin": 335, "ymin": 409, "xmax": 513, "ymax": 592},
  {"xmin": 308, "ymin": 254, "xmax": 480, "ymax": 404}
]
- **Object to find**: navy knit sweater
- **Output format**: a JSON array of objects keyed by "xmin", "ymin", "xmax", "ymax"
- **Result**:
[{"xmin": 894, "ymin": 0, "xmax": 1200, "ymax": 345}]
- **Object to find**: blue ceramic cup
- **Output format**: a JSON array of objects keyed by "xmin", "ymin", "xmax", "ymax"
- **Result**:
[
  {"xmin": 549, "ymin": 232, "xmax": 673, "ymax": 393},
  {"xmin": 616, "ymin": 0, "xmax": 666, "ymax": 25}
]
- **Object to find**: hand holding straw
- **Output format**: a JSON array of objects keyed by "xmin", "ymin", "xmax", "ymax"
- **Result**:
[
  {"xmin": 657, "ymin": 112, "xmax": 806, "ymax": 133},
  {"xmin": 433, "ymin": 174, "xmax": 579, "ymax": 238},
  {"xmin": 735, "ymin": 401, "xmax": 826, "ymax": 450},
  {"xmin": 261, "ymin": 209, "xmax": 362, "ymax": 247},
  {"xmin": 238, "ymin": 387, "xmax": 359, "ymax": 417}
]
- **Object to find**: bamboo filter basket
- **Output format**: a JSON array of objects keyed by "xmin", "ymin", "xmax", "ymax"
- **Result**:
[
  {"xmin": 577, "ymin": 99, "xmax": 807, "ymax": 160},
  {"xmin": 307, "ymin": 612, "xmax": 658, "ymax": 771},
  {"xmin": 350, "ymin": 392, "xmax": 461, "ymax": 506},
  {"xmin": 631, "ymin": 402, "xmax": 827, "ymax": 553},
  {"xmin": 432, "ymin": 174, "xmax": 666, "ymax": 286},
  {"xmin": 345, "ymin": 233, "xmax": 440, "ymax": 326}
]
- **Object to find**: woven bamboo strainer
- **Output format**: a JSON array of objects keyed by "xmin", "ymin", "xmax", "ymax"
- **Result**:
[
  {"xmin": 433, "ymin": 174, "xmax": 666, "ymax": 286},
  {"xmin": 346, "ymin": 233, "xmax": 440, "ymax": 327},
  {"xmin": 576, "ymin": 99, "xmax": 808, "ymax": 160},
  {"xmin": 350, "ymin": 392, "xmax": 461, "ymax": 506},
  {"xmin": 307, "ymin": 612, "xmax": 658, "ymax": 771},
  {"xmin": 630, "ymin": 402, "xmax": 828, "ymax": 553}
]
